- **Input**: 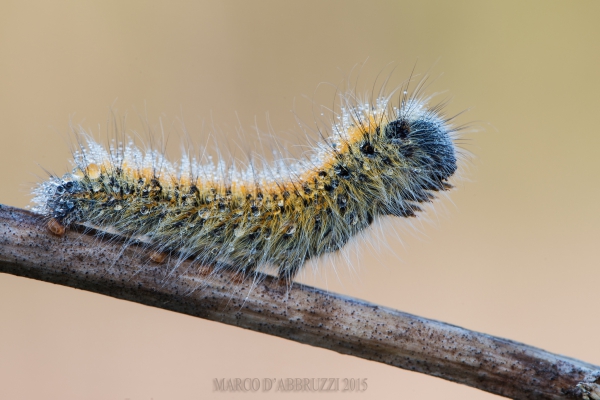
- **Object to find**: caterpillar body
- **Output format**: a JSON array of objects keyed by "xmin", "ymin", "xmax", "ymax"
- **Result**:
[{"xmin": 32, "ymin": 83, "xmax": 458, "ymax": 283}]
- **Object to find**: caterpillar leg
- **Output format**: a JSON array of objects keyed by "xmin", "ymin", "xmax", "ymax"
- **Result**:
[
  {"xmin": 194, "ymin": 265, "xmax": 211, "ymax": 277},
  {"xmin": 277, "ymin": 262, "xmax": 302, "ymax": 288},
  {"xmin": 230, "ymin": 260, "xmax": 259, "ymax": 285},
  {"xmin": 148, "ymin": 250, "xmax": 168, "ymax": 263},
  {"xmin": 47, "ymin": 218, "xmax": 66, "ymax": 236}
]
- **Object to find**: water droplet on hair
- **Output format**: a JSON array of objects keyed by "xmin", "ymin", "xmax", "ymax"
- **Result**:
[
  {"xmin": 199, "ymin": 210, "xmax": 211, "ymax": 219},
  {"xmin": 285, "ymin": 224, "xmax": 297, "ymax": 235},
  {"xmin": 86, "ymin": 164, "xmax": 101, "ymax": 179}
]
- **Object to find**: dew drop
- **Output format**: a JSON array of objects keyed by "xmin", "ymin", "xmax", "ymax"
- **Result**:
[
  {"xmin": 199, "ymin": 210, "xmax": 211, "ymax": 219},
  {"xmin": 285, "ymin": 224, "xmax": 297, "ymax": 235},
  {"xmin": 86, "ymin": 164, "xmax": 101, "ymax": 179},
  {"xmin": 61, "ymin": 173, "xmax": 75, "ymax": 182},
  {"xmin": 72, "ymin": 168, "xmax": 85, "ymax": 180}
]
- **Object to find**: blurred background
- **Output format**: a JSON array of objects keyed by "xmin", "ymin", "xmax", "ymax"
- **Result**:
[{"xmin": 1, "ymin": 1, "xmax": 599, "ymax": 399}]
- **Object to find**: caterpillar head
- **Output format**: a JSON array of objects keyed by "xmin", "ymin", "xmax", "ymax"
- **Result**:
[
  {"xmin": 33, "ymin": 174, "xmax": 86, "ymax": 224},
  {"xmin": 384, "ymin": 116, "xmax": 457, "ymax": 189}
]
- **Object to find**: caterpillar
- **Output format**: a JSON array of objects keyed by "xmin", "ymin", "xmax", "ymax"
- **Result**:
[{"xmin": 31, "ymin": 78, "xmax": 459, "ymax": 284}]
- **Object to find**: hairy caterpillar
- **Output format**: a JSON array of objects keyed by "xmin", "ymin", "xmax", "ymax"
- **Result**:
[{"xmin": 31, "ymin": 78, "xmax": 459, "ymax": 283}]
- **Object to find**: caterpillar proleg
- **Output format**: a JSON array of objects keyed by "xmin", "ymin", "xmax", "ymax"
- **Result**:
[{"xmin": 32, "ymin": 76, "xmax": 460, "ymax": 284}]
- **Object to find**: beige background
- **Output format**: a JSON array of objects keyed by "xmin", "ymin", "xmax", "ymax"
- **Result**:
[{"xmin": 1, "ymin": 1, "xmax": 599, "ymax": 399}]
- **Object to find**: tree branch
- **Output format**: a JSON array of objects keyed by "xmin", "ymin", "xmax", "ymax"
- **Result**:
[{"xmin": 0, "ymin": 204, "xmax": 598, "ymax": 399}]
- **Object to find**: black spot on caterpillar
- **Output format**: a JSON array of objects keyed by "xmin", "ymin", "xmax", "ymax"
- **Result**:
[{"xmin": 32, "ymin": 78, "xmax": 460, "ymax": 284}]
